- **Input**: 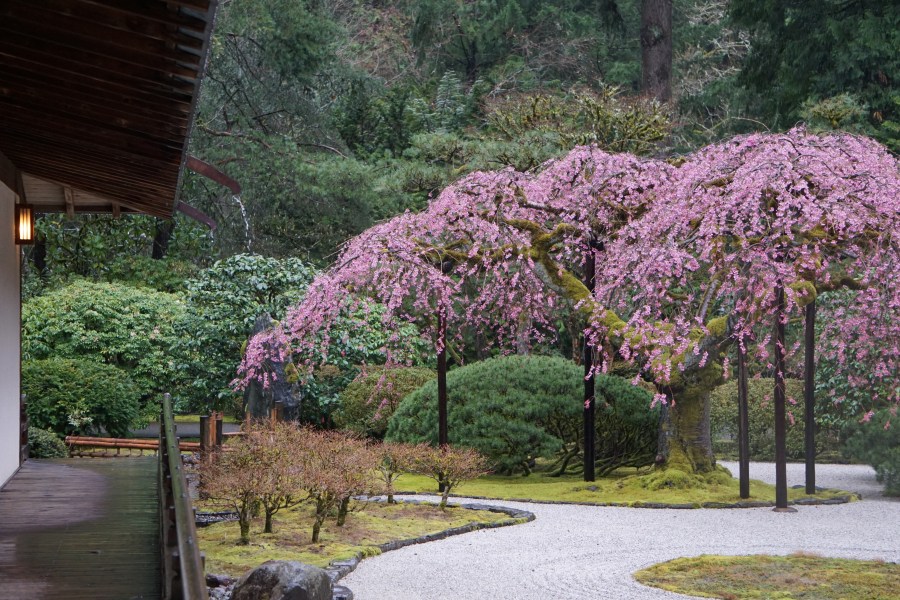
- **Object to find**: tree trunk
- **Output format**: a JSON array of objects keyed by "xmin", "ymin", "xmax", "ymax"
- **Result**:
[
  {"xmin": 657, "ymin": 365, "xmax": 717, "ymax": 473},
  {"xmin": 152, "ymin": 218, "xmax": 174, "ymax": 259},
  {"xmin": 311, "ymin": 497, "xmax": 327, "ymax": 542},
  {"xmin": 264, "ymin": 509, "xmax": 274, "ymax": 533},
  {"xmin": 239, "ymin": 518, "xmax": 251, "ymax": 545},
  {"xmin": 336, "ymin": 496, "xmax": 350, "ymax": 526},
  {"xmin": 640, "ymin": 0, "xmax": 673, "ymax": 102}
]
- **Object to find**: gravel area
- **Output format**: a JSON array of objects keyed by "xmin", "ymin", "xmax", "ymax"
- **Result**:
[{"xmin": 342, "ymin": 462, "xmax": 899, "ymax": 600}]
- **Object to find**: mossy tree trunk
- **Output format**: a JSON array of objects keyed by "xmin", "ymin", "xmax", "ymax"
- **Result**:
[{"xmin": 657, "ymin": 361, "xmax": 719, "ymax": 474}]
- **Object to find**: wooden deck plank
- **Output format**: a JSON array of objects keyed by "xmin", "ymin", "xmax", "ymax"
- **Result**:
[{"xmin": 0, "ymin": 458, "xmax": 160, "ymax": 599}]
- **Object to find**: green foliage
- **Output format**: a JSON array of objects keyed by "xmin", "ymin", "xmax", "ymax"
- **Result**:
[
  {"xmin": 486, "ymin": 88, "xmax": 670, "ymax": 155},
  {"xmin": 386, "ymin": 355, "xmax": 658, "ymax": 476},
  {"xmin": 27, "ymin": 426, "xmax": 69, "ymax": 459},
  {"xmin": 176, "ymin": 254, "xmax": 315, "ymax": 412},
  {"xmin": 23, "ymin": 359, "xmax": 142, "ymax": 438},
  {"xmin": 334, "ymin": 367, "xmax": 437, "ymax": 439},
  {"xmin": 294, "ymin": 305, "xmax": 431, "ymax": 427},
  {"xmin": 593, "ymin": 376, "xmax": 660, "ymax": 475},
  {"xmin": 844, "ymin": 409, "xmax": 900, "ymax": 496},
  {"xmin": 710, "ymin": 378, "xmax": 840, "ymax": 460},
  {"xmin": 22, "ymin": 279, "xmax": 184, "ymax": 404},
  {"xmin": 729, "ymin": 0, "xmax": 900, "ymax": 151},
  {"xmin": 27, "ymin": 214, "xmax": 212, "ymax": 294}
]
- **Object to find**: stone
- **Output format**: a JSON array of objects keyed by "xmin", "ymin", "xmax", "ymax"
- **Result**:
[
  {"xmin": 243, "ymin": 314, "xmax": 302, "ymax": 421},
  {"xmin": 232, "ymin": 561, "xmax": 332, "ymax": 600},
  {"xmin": 207, "ymin": 573, "xmax": 236, "ymax": 588}
]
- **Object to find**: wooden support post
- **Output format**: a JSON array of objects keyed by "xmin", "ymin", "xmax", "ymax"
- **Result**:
[
  {"xmin": 64, "ymin": 186, "xmax": 75, "ymax": 219},
  {"xmin": 805, "ymin": 300, "xmax": 817, "ymax": 494},
  {"xmin": 737, "ymin": 341, "xmax": 750, "ymax": 499},
  {"xmin": 583, "ymin": 241, "xmax": 598, "ymax": 482},
  {"xmin": 215, "ymin": 412, "xmax": 224, "ymax": 448},
  {"xmin": 773, "ymin": 286, "xmax": 796, "ymax": 512},
  {"xmin": 199, "ymin": 416, "xmax": 210, "ymax": 453},
  {"xmin": 437, "ymin": 311, "xmax": 448, "ymax": 448}
]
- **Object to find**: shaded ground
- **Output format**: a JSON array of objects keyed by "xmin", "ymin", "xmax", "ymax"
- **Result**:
[{"xmin": 342, "ymin": 462, "xmax": 898, "ymax": 600}]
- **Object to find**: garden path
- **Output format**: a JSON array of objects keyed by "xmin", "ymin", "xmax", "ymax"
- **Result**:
[{"xmin": 342, "ymin": 462, "xmax": 899, "ymax": 600}]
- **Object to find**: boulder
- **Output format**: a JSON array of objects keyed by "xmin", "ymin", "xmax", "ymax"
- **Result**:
[{"xmin": 232, "ymin": 561, "xmax": 332, "ymax": 600}]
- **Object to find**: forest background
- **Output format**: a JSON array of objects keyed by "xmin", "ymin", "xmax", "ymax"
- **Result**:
[{"xmin": 20, "ymin": 0, "xmax": 900, "ymax": 431}]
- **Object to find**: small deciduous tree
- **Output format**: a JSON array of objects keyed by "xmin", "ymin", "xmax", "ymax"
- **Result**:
[
  {"xmin": 244, "ymin": 421, "xmax": 308, "ymax": 534},
  {"xmin": 201, "ymin": 436, "xmax": 265, "ymax": 545},
  {"xmin": 413, "ymin": 445, "xmax": 489, "ymax": 510},
  {"xmin": 374, "ymin": 442, "xmax": 421, "ymax": 504}
]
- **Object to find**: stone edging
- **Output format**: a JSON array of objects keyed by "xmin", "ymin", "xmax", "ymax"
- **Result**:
[
  {"xmin": 390, "ymin": 490, "xmax": 862, "ymax": 510},
  {"xmin": 325, "ymin": 498, "xmax": 535, "ymax": 600}
]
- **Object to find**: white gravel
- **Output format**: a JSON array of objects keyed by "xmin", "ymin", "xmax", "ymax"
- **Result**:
[{"xmin": 342, "ymin": 462, "xmax": 899, "ymax": 600}]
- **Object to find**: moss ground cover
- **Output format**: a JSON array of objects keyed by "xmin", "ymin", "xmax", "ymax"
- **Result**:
[
  {"xmin": 393, "ymin": 468, "xmax": 853, "ymax": 506},
  {"xmin": 634, "ymin": 554, "xmax": 900, "ymax": 599},
  {"xmin": 197, "ymin": 500, "xmax": 512, "ymax": 577}
]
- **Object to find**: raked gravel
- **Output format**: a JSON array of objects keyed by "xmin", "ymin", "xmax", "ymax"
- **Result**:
[{"xmin": 342, "ymin": 462, "xmax": 899, "ymax": 600}]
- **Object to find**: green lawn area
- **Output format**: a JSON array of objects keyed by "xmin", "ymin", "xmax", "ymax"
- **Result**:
[
  {"xmin": 634, "ymin": 554, "xmax": 900, "ymax": 599},
  {"xmin": 392, "ymin": 468, "xmax": 854, "ymax": 506},
  {"xmin": 197, "ymin": 500, "xmax": 516, "ymax": 577}
]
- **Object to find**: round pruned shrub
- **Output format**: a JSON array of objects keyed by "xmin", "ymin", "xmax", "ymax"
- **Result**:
[
  {"xmin": 709, "ymin": 378, "xmax": 839, "ymax": 461},
  {"xmin": 23, "ymin": 358, "xmax": 142, "ymax": 438},
  {"xmin": 334, "ymin": 367, "xmax": 436, "ymax": 439},
  {"xmin": 27, "ymin": 426, "xmax": 68, "ymax": 459},
  {"xmin": 844, "ymin": 408, "xmax": 900, "ymax": 496},
  {"xmin": 386, "ymin": 355, "xmax": 658, "ymax": 476}
]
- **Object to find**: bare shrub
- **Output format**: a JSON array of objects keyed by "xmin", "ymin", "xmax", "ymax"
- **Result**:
[{"xmin": 413, "ymin": 445, "xmax": 489, "ymax": 509}]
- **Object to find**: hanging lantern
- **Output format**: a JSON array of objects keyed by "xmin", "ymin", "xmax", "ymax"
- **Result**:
[{"xmin": 15, "ymin": 203, "xmax": 34, "ymax": 245}]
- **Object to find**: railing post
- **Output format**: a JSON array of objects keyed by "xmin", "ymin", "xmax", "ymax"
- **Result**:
[{"xmin": 159, "ymin": 393, "xmax": 209, "ymax": 600}]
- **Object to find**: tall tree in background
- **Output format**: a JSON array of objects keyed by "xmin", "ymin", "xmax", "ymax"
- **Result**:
[{"xmin": 640, "ymin": 0, "xmax": 673, "ymax": 101}]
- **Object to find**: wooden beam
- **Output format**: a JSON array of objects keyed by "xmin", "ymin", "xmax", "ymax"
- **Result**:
[
  {"xmin": 112, "ymin": 203, "xmax": 121, "ymax": 219},
  {"xmin": 64, "ymin": 187, "xmax": 75, "ymax": 219},
  {"xmin": 0, "ymin": 148, "xmax": 19, "ymax": 195}
]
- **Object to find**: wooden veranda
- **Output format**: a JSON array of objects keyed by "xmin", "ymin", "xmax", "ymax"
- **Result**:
[{"xmin": 0, "ymin": 458, "xmax": 160, "ymax": 599}]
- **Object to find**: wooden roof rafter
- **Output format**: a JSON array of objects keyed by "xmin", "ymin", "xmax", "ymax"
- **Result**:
[{"xmin": 0, "ymin": 0, "xmax": 219, "ymax": 219}]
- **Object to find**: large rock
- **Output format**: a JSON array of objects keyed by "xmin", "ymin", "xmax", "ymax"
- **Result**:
[
  {"xmin": 243, "ymin": 313, "xmax": 302, "ymax": 421},
  {"xmin": 231, "ymin": 561, "xmax": 332, "ymax": 600}
]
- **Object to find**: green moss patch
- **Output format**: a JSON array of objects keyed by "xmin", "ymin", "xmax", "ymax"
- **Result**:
[
  {"xmin": 635, "ymin": 554, "xmax": 900, "ymax": 599},
  {"xmin": 395, "ymin": 469, "xmax": 854, "ymax": 507},
  {"xmin": 197, "ymin": 500, "xmax": 512, "ymax": 577}
]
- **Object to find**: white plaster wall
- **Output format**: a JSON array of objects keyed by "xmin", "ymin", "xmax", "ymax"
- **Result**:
[{"xmin": 0, "ymin": 180, "xmax": 21, "ymax": 487}]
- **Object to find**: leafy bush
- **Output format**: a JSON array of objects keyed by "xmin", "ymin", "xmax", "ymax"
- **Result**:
[
  {"xmin": 22, "ymin": 279, "xmax": 184, "ymax": 405},
  {"xmin": 27, "ymin": 427, "xmax": 68, "ymax": 459},
  {"xmin": 23, "ymin": 358, "xmax": 142, "ymax": 438},
  {"xmin": 710, "ymin": 378, "xmax": 840, "ymax": 460},
  {"xmin": 175, "ymin": 254, "xmax": 315, "ymax": 413},
  {"xmin": 844, "ymin": 409, "xmax": 900, "ymax": 496},
  {"xmin": 334, "ymin": 367, "xmax": 436, "ymax": 439},
  {"xmin": 386, "ymin": 355, "xmax": 658, "ymax": 476}
]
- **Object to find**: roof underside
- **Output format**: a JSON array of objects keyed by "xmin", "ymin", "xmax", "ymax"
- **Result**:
[{"xmin": 0, "ymin": 0, "xmax": 216, "ymax": 218}]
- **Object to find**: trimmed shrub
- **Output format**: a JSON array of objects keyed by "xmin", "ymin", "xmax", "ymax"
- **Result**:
[
  {"xmin": 844, "ymin": 409, "xmax": 900, "ymax": 496},
  {"xmin": 710, "ymin": 378, "xmax": 840, "ymax": 460},
  {"xmin": 386, "ymin": 355, "xmax": 658, "ymax": 476},
  {"xmin": 27, "ymin": 427, "xmax": 68, "ymax": 459},
  {"xmin": 23, "ymin": 358, "xmax": 142, "ymax": 438},
  {"xmin": 334, "ymin": 367, "xmax": 436, "ymax": 439}
]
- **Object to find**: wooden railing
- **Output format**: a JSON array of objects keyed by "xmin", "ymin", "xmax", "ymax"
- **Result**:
[{"xmin": 159, "ymin": 393, "xmax": 208, "ymax": 600}]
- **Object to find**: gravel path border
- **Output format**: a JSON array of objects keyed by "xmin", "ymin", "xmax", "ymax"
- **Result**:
[{"xmin": 340, "ymin": 462, "xmax": 899, "ymax": 600}]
